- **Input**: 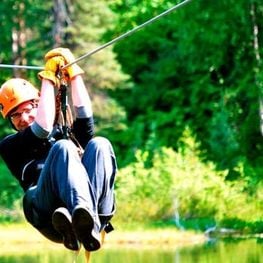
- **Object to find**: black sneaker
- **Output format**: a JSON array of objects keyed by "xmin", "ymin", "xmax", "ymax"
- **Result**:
[
  {"xmin": 52, "ymin": 207, "xmax": 80, "ymax": 251},
  {"xmin": 72, "ymin": 205, "xmax": 101, "ymax": 251}
]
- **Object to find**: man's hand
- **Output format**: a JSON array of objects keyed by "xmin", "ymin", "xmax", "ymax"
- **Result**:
[
  {"xmin": 45, "ymin": 47, "xmax": 84, "ymax": 80},
  {"xmin": 38, "ymin": 56, "xmax": 65, "ymax": 86}
]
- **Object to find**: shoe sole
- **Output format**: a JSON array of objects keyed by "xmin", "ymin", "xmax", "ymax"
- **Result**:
[
  {"xmin": 52, "ymin": 210, "xmax": 80, "ymax": 251},
  {"xmin": 72, "ymin": 207, "xmax": 101, "ymax": 251}
]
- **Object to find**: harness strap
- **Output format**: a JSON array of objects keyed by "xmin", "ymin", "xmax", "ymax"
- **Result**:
[{"xmin": 54, "ymin": 75, "xmax": 84, "ymax": 155}]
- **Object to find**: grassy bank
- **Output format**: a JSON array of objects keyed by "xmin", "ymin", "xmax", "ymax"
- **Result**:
[{"xmin": 0, "ymin": 222, "xmax": 206, "ymax": 254}]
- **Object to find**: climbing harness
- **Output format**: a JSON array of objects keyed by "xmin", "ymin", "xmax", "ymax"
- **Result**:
[
  {"xmin": 55, "ymin": 72, "xmax": 72, "ymax": 139},
  {"xmin": 0, "ymin": 0, "xmax": 192, "ymax": 71},
  {"xmin": 54, "ymin": 71, "xmax": 84, "ymax": 155}
]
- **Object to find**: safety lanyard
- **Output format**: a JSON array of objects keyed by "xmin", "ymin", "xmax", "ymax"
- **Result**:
[{"xmin": 60, "ymin": 82, "xmax": 69, "ymax": 139}]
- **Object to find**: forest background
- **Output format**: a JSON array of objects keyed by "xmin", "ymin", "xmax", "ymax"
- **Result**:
[{"xmin": 0, "ymin": 0, "xmax": 262, "ymax": 234}]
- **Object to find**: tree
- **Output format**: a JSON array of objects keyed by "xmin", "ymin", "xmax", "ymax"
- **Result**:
[{"xmin": 108, "ymin": 0, "xmax": 263, "ymax": 177}]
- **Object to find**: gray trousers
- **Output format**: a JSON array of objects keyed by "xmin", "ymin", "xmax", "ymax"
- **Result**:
[{"xmin": 23, "ymin": 137, "xmax": 117, "ymax": 242}]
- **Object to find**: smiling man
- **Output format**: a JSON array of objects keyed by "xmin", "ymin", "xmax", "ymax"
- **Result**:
[{"xmin": 0, "ymin": 48, "xmax": 117, "ymax": 253}]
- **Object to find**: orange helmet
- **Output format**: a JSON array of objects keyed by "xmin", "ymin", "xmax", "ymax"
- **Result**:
[{"xmin": 0, "ymin": 78, "xmax": 40, "ymax": 118}]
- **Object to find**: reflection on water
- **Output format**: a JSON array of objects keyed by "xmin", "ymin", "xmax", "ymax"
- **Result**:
[{"xmin": 0, "ymin": 239, "xmax": 262, "ymax": 263}]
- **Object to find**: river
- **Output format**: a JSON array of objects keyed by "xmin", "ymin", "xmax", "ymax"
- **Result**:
[{"xmin": 0, "ymin": 238, "xmax": 262, "ymax": 263}]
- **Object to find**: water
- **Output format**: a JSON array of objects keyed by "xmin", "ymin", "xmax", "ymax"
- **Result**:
[{"xmin": 0, "ymin": 239, "xmax": 262, "ymax": 263}]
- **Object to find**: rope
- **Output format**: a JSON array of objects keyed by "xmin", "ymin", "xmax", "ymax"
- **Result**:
[{"xmin": 0, "ymin": 0, "xmax": 192, "ymax": 71}]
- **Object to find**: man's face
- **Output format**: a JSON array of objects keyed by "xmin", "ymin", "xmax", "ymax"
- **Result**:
[{"xmin": 9, "ymin": 101, "xmax": 38, "ymax": 131}]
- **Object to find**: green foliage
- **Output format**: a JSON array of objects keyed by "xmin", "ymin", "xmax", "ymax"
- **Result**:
[
  {"xmin": 0, "ymin": 161, "xmax": 22, "ymax": 207},
  {"xmin": 219, "ymin": 218, "xmax": 263, "ymax": 234},
  {"xmin": 65, "ymin": 0, "xmax": 128, "ymax": 89},
  {"xmin": 115, "ymin": 148, "xmax": 174, "ymax": 223},
  {"xmin": 115, "ymin": 129, "xmax": 263, "ymax": 228},
  {"xmin": 108, "ymin": 0, "xmax": 263, "ymax": 180},
  {"xmin": 0, "ymin": 0, "xmax": 53, "ymax": 83}
]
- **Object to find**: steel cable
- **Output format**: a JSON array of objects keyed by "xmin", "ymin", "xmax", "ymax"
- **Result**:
[{"xmin": 0, "ymin": 0, "xmax": 192, "ymax": 71}]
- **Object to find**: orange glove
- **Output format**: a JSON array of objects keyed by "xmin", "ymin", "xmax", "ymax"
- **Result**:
[
  {"xmin": 45, "ymin": 47, "xmax": 84, "ymax": 80},
  {"xmin": 38, "ymin": 56, "xmax": 65, "ymax": 86}
]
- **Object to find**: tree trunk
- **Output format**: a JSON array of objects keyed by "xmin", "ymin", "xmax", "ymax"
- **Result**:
[
  {"xmin": 250, "ymin": 2, "xmax": 263, "ymax": 135},
  {"xmin": 12, "ymin": 2, "xmax": 26, "ymax": 77},
  {"xmin": 52, "ymin": 0, "xmax": 73, "ymax": 46}
]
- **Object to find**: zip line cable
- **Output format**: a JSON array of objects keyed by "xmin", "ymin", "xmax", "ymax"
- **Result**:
[
  {"xmin": 62, "ymin": 0, "xmax": 192, "ymax": 70},
  {"xmin": 0, "ymin": 0, "xmax": 192, "ymax": 71},
  {"xmin": 0, "ymin": 64, "xmax": 43, "ymax": 70}
]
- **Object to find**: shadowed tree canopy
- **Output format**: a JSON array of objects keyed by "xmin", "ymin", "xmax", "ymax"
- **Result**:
[{"xmin": 107, "ymin": 0, "xmax": 263, "ymax": 178}]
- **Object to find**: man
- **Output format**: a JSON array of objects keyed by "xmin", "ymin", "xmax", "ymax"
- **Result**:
[{"xmin": 0, "ymin": 48, "xmax": 117, "ymax": 252}]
